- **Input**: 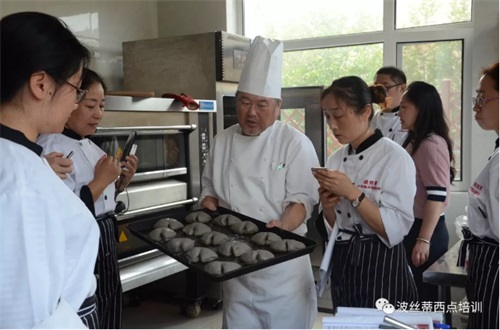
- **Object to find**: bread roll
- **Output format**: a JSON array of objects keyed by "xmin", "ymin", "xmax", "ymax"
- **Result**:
[
  {"xmin": 185, "ymin": 247, "xmax": 218, "ymax": 263},
  {"xmin": 167, "ymin": 238, "xmax": 195, "ymax": 253},
  {"xmin": 251, "ymin": 232, "xmax": 282, "ymax": 246},
  {"xmin": 240, "ymin": 250, "xmax": 275, "ymax": 265},
  {"xmin": 213, "ymin": 214, "xmax": 242, "ymax": 227},
  {"xmin": 200, "ymin": 231, "xmax": 229, "ymax": 246},
  {"xmin": 230, "ymin": 221, "xmax": 259, "ymax": 235},
  {"xmin": 153, "ymin": 217, "xmax": 184, "ymax": 231},
  {"xmin": 204, "ymin": 261, "xmax": 241, "ymax": 275},
  {"xmin": 183, "ymin": 223, "xmax": 212, "ymax": 237},
  {"xmin": 269, "ymin": 239, "xmax": 306, "ymax": 253},
  {"xmin": 148, "ymin": 227, "xmax": 176, "ymax": 243},
  {"xmin": 218, "ymin": 241, "xmax": 252, "ymax": 257},
  {"xmin": 185, "ymin": 211, "xmax": 212, "ymax": 224}
]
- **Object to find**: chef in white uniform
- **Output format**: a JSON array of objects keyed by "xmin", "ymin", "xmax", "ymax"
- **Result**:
[
  {"xmin": 457, "ymin": 62, "xmax": 499, "ymax": 329},
  {"xmin": 314, "ymin": 76, "xmax": 418, "ymax": 311},
  {"xmin": 370, "ymin": 66, "xmax": 408, "ymax": 145},
  {"xmin": 200, "ymin": 36, "xmax": 319, "ymax": 328},
  {"xmin": 38, "ymin": 69, "xmax": 137, "ymax": 329},
  {"xmin": 0, "ymin": 12, "xmax": 99, "ymax": 328}
]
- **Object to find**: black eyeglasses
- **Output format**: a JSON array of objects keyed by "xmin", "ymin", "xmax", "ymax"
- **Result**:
[
  {"xmin": 65, "ymin": 81, "xmax": 88, "ymax": 103},
  {"xmin": 385, "ymin": 83, "xmax": 404, "ymax": 90}
]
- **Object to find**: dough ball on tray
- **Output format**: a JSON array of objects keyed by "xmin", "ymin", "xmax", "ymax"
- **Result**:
[
  {"xmin": 269, "ymin": 239, "xmax": 306, "ymax": 253},
  {"xmin": 240, "ymin": 249, "xmax": 275, "ymax": 265},
  {"xmin": 251, "ymin": 232, "xmax": 282, "ymax": 246},
  {"xmin": 153, "ymin": 217, "xmax": 184, "ymax": 231},
  {"xmin": 167, "ymin": 238, "xmax": 195, "ymax": 253},
  {"xmin": 204, "ymin": 261, "xmax": 241, "ymax": 276},
  {"xmin": 231, "ymin": 221, "xmax": 259, "ymax": 235},
  {"xmin": 184, "ymin": 247, "xmax": 218, "ymax": 263},
  {"xmin": 212, "ymin": 214, "xmax": 242, "ymax": 227},
  {"xmin": 218, "ymin": 241, "xmax": 252, "ymax": 257},
  {"xmin": 185, "ymin": 211, "xmax": 212, "ymax": 224},
  {"xmin": 148, "ymin": 228, "xmax": 176, "ymax": 243},
  {"xmin": 183, "ymin": 223, "xmax": 212, "ymax": 237},
  {"xmin": 200, "ymin": 231, "xmax": 229, "ymax": 246}
]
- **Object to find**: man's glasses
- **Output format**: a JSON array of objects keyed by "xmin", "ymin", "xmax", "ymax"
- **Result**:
[
  {"xmin": 65, "ymin": 81, "xmax": 88, "ymax": 103},
  {"xmin": 384, "ymin": 83, "xmax": 404, "ymax": 90},
  {"xmin": 472, "ymin": 96, "xmax": 499, "ymax": 108}
]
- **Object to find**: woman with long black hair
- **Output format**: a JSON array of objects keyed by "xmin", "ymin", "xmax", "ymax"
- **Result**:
[{"xmin": 399, "ymin": 81, "xmax": 456, "ymax": 302}]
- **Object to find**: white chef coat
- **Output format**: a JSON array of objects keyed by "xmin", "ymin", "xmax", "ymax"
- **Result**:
[
  {"xmin": 324, "ymin": 135, "xmax": 416, "ymax": 247},
  {"xmin": 201, "ymin": 121, "xmax": 319, "ymax": 328},
  {"xmin": 371, "ymin": 108, "xmax": 408, "ymax": 145},
  {"xmin": 0, "ymin": 133, "xmax": 99, "ymax": 328},
  {"xmin": 467, "ymin": 143, "xmax": 499, "ymax": 241},
  {"xmin": 37, "ymin": 132, "xmax": 116, "ymax": 216}
]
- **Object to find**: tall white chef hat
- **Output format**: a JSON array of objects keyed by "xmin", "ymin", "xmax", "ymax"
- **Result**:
[{"xmin": 237, "ymin": 36, "xmax": 283, "ymax": 99}]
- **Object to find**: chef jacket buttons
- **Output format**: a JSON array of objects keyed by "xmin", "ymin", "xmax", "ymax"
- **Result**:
[
  {"xmin": 359, "ymin": 155, "xmax": 364, "ymax": 160},
  {"xmin": 347, "ymin": 212, "xmax": 351, "ymax": 218},
  {"xmin": 343, "ymin": 157, "xmax": 347, "ymax": 162},
  {"xmin": 389, "ymin": 128, "xmax": 393, "ymax": 132},
  {"xmin": 336, "ymin": 209, "xmax": 342, "ymax": 214},
  {"xmin": 104, "ymin": 195, "xmax": 107, "ymax": 200}
]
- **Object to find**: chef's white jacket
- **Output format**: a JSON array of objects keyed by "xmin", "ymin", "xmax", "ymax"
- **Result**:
[
  {"xmin": 371, "ymin": 109, "xmax": 408, "ymax": 145},
  {"xmin": 0, "ymin": 137, "xmax": 99, "ymax": 328},
  {"xmin": 468, "ymin": 144, "xmax": 499, "ymax": 241},
  {"xmin": 37, "ymin": 133, "xmax": 116, "ymax": 216},
  {"xmin": 324, "ymin": 136, "xmax": 416, "ymax": 247},
  {"xmin": 200, "ymin": 121, "xmax": 319, "ymax": 328}
]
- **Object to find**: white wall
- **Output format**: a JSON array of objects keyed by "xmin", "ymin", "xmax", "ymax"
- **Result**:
[{"xmin": 0, "ymin": 0, "xmax": 159, "ymax": 89}]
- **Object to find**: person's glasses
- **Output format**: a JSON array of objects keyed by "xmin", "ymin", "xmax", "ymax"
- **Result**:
[
  {"xmin": 65, "ymin": 81, "xmax": 88, "ymax": 103},
  {"xmin": 472, "ymin": 96, "xmax": 499, "ymax": 108},
  {"xmin": 385, "ymin": 83, "xmax": 404, "ymax": 90}
]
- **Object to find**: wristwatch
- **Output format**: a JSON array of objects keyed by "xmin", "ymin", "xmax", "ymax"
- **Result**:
[{"xmin": 351, "ymin": 192, "xmax": 366, "ymax": 208}]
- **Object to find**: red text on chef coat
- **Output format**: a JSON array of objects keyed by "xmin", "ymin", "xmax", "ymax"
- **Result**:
[
  {"xmin": 357, "ymin": 179, "xmax": 381, "ymax": 191},
  {"xmin": 469, "ymin": 182, "xmax": 483, "ymax": 196}
]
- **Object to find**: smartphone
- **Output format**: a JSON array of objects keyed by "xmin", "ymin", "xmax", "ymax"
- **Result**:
[
  {"xmin": 129, "ymin": 144, "xmax": 138, "ymax": 156},
  {"xmin": 120, "ymin": 132, "xmax": 137, "ymax": 162},
  {"xmin": 311, "ymin": 167, "xmax": 329, "ymax": 172}
]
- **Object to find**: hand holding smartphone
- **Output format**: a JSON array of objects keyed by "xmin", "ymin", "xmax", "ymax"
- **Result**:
[{"xmin": 120, "ymin": 131, "xmax": 137, "ymax": 162}]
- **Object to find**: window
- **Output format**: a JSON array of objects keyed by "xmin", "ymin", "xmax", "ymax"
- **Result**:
[
  {"xmin": 396, "ymin": 0, "xmax": 472, "ymax": 29},
  {"xmin": 400, "ymin": 40, "xmax": 464, "ymax": 180},
  {"xmin": 243, "ymin": 0, "xmax": 473, "ymax": 186}
]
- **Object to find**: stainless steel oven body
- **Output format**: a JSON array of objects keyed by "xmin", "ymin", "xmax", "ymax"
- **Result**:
[{"xmin": 93, "ymin": 96, "xmax": 216, "ymax": 292}]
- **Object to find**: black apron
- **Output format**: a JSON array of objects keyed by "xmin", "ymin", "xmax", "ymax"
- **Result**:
[
  {"xmin": 78, "ymin": 295, "xmax": 99, "ymax": 329},
  {"xmin": 403, "ymin": 215, "xmax": 449, "ymax": 302},
  {"xmin": 95, "ymin": 213, "xmax": 122, "ymax": 329},
  {"xmin": 330, "ymin": 224, "xmax": 418, "ymax": 312},
  {"xmin": 457, "ymin": 228, "xmax": 499, "ymax": 329}
]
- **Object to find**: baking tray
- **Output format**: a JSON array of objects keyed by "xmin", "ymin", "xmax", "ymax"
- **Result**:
[{"xmin": 127, "ymin": 207, "xmax": 317, "ymax": 282}]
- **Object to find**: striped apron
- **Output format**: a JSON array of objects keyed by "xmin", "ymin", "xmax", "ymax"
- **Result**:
[
  {"xmin": 457, "ymin": 227, "xmax": 499, "ymax": 329},
  {"xmin": 95, "ymin": 212, "xmax": 122, "ymax": 329},
  {"xmin": 330, "ymin": 224, "xmax": 418, "ymax": 312},
  {"xmin": 78, "ymin": 295, "xmax": 99, "ymax": 328}
]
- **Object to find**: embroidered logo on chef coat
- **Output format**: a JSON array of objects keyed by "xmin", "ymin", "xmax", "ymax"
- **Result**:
[
  {"xmin": 277, "ymin": 162, "xmax": 286, "ymax": 170},
  {"xmin": 470, "ymin": 182, "xmax": 483, "ymax": 196},
  {"xmin": 358, "ymin": 179, "xmax": 381, "ymax": 190}
]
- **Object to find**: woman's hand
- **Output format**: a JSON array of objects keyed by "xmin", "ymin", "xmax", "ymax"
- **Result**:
[
  {"xmin": 318, "ymin": 187, "xmax": 341, "ymax": 209},
  {"xmin": 117, "ymin": 155, "xmax": 138, "ymax": 191},
  {"xmin": 411, "ymin": 241, "xmax": 430, "ymax": 267},
  {"xmin": 44, "ymin": 152, "xmax": 73, "ymax": 179},
  {"xmin": 313, "ymin": 169, "xmax": 358, "ymax": 200},
  {"xmin": 94, "ymin": 154, "xmax": 121, "ymax": 186},
  {"xmin": 201, "ymin": 196, "xmax": 219, "ymax": 211}
]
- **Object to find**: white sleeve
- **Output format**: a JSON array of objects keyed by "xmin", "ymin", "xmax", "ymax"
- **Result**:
[
  {"xmin": 378, "ymin": 152, "xmax": 417, "ymax": 247},
  {"xmin": 200, "ymin": 139, "xmax": 217, "ymax": 201},
  {"xmin": 282, "ymin": 137, "xmax": 320, "ymax": 220},
  {"xmin": 33, "ymin": 299, "xmax": 86, "ymax": 329}
]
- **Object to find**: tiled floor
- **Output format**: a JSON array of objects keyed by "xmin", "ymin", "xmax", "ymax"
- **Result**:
[{"xmin": 122, "ymin": 298, "xmax": 331, "ymax": 329}]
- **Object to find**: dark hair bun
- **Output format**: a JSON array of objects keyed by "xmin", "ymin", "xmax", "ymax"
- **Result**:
[{"xmin": 369, "ymin": 84, "xmax": 387, "ymax": 104}]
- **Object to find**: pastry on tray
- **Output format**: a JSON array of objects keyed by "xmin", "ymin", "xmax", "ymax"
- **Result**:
[
  {"xmin": 251, "ymin": 232, "xmax": 282, "ymax": 246},
  {"xmin": 218, "ymin": 241, "xmax": 252, "ymax": 257},
  {"xmin": 204, "ymin": 261, "xmax": 241, "ymax": 275},
  {"xmin": 184, "ymin": 247, "xmax": 218, "ymax": 263},
  {"xmin": 185, "ymin": 211, "xmax": 212, "ymax": 224},
  {"xmin": 240, "ymin": 249, "xmax": 275, "ymax": 265},
  {"xmin": 213, "ymin": 214, "xmax": 242, "ymax": 227},
  {"xmin": 183, "ymin": 223, "xmax": 212, "ymax": 237},
  {"xmin": 269, "ymin": 239, "xmax": 306, "ymax": 253},
  {"xmin": 153, "ymin": 217, "xmax": 184, "ymax": 231},
  {"xmin": 230, "ymin": 221, "xmax": 259, "ymax": 235},
  {"xmin": 148, "ymin": 227, "xmax": 176, "ymax": 243},
  {"xmin": 200, "ymin": 231, "xmax": 230, "ymax": 246},
  {"xmin": 167, "ymin": 238, "xmax": 195, "ymax": 253}
]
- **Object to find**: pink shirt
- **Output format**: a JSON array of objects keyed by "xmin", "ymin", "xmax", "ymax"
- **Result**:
[{"xmin": 406, "ymin": 134, "xmax": 451, "ymax": 219}]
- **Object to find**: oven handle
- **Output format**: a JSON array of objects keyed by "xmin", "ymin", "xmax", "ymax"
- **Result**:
[
  {"xmin": 95, "ymin": 125, "xmax": 197, "ymax": 134},
  {"xmin": 116, "ymin": 197, "xmax": 198, "ymax": 221}
]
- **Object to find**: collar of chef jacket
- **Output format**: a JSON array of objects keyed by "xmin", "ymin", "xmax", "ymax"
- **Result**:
[
  {"xmin": 348, "ymin": 129, "xmax": 383, "ymax": 155},
  {"xmin": 0, "ymin": 124, "xmax": 43, "ymax": 156}
]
